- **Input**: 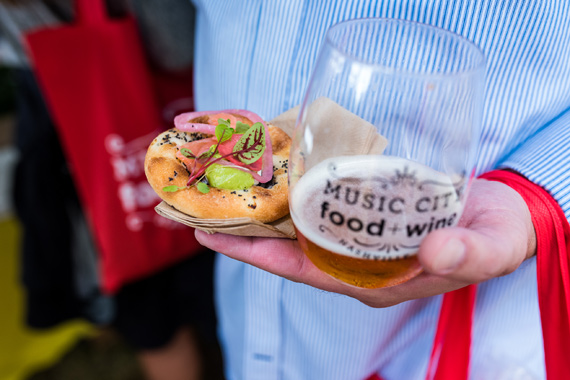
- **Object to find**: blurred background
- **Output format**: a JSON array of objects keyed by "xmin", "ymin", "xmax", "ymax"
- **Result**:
[{"xmin": 0, "ymin": 1, "xmax": 224, "ymax": 379}]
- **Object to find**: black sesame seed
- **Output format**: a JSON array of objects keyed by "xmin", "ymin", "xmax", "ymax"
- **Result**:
[{"xmin": 257, "ymin": 175, "xmax": 276, "ymax": 189}]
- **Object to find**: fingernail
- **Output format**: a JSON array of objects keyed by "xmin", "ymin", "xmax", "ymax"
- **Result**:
[{"xmin": 432, "ymin": 239, "xmax": 466, "ymax": 274}]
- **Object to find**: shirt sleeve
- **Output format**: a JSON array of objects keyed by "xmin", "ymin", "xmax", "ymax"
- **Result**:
[{"xmin": 499, "ymin": 107, "xmax": 570, "ymax": 220}]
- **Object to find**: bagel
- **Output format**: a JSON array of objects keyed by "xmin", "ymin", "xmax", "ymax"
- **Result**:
[{"xmin": 145, "ymin": 110, "xmax": 291, "ymax": 223}]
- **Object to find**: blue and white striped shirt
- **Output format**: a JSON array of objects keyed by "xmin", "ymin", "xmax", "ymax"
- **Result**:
[{"xmin": 191, "ymin": 1, "xmax": 570, "ymax": 379}]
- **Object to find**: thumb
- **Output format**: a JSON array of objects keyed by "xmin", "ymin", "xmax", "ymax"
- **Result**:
[{"xmin": 418, "ymin": 206, "xmax": 531, "ymax": 283}]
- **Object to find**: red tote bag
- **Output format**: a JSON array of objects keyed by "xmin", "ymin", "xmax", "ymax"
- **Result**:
[{"xmin": 25, "ymin": 0, "xmax": 201, "ymax": 294}]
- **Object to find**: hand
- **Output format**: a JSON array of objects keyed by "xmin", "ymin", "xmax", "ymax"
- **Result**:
[{"xmin": 195, "ymin": 178, "xmax": 536, "ymax": 308}]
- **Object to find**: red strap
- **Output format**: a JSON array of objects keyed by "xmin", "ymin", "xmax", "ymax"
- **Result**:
[
  {"xmin": 365, "ymin": 285, "xmax": 476, "ymax": 380},
  {"xmin": 481, "ymin": 170, "xmax": 570, "ymax": 379},
  {"xmin": 75, "ymin": 0, "xmax": 107, "ymax": 25},
  {"xmin": 367, "ymin": 169, "xmax": 570, "ymax": 380},
  {"xmin": 427, "ymin": 285, "xmax": 477, "ymax": 380}
]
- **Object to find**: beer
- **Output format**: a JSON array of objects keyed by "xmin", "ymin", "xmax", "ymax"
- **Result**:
[
  {"xmin": 296, "ymin": 227, "xmax": 422, "ymax": 288},
  {"xmin": 290, "ymin": 155, "xmax": 463, "ymax": 288}
]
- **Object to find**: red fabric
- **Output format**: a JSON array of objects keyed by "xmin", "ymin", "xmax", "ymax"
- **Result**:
[
  {"xmin": 151, "ymin": 65, "xmax": 195, "ymax": 129},
  {"xmin": 427, "ymin": 285, "xmax": 476, "ymax": 380},
  {"xmin": 366, "ymin": 286, "xmax": 476, "ymax": 380},
  {"xmin": 481, "ymin": 170, "xmax": 570, "ymax": 379},
  {"xmin": 24, "ymin": 0, "xmax": 202, "ymax": 293},
  {"xmin": 368, "ymin": 169, "xmax": 570, "ymax": 380}
]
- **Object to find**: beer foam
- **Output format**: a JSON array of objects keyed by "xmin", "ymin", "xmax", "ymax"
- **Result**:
[{"xmin": 290, "ymin": 155, "xmax": 465, "ymax": 260}]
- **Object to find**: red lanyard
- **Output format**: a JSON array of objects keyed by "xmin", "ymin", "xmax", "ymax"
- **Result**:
[
  {"xmin": 368, "ymin": 170, "xmax": 570, "ymax": 380},
  {"xmin": 480, "ymin": 170, "xmax": 570, "ymax": 379},
  {"xmin": 426, "ymin": 285, "xmax": 476, "ymax": 380}
]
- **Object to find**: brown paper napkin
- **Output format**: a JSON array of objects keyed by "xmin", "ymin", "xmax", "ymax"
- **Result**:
[
  {"xmin": 154, "ymin": 98, "xmax": 388, "ymax": 239},
  {"xmin": 303, "ymin": 97, "xmax": 388, "ymax": 170},
  {"xmin": 155, "ymin": 202, "xmax": 296, "ymax": 239}
]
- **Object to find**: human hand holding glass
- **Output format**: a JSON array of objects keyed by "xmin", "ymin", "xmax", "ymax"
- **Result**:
[
  {"xmin": 289, "ymin": 18, "xmax": 485, "ymax": 288},
  {"xmin": 195, "ymin": 18, "xmax": 536, "ymax": 305}
]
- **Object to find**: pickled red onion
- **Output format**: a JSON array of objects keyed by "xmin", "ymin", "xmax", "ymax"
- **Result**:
[
  {"xmin": 173, "ymin": 109, "xmax": 274, "ymax": 183},
  {"xmin": 174, "ymin": 114, "xmax": 216, "ymax": 134}
]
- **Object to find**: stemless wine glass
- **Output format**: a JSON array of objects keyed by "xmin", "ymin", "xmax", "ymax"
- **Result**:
[{"xmin": 289, "ymin": 18, "xmax": 485, "ymax": 289}]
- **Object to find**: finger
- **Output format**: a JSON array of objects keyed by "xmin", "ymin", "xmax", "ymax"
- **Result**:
[
  {"xmin": 194, "ymin": 230, "xmax": 332, "ymax": 284},
  {"xmin": 196, "ymin": 230, "xmax": 470, "ymax": 307},
  {"xmin": 418, "ymin": 209, "xmax": 529, "ymax": 283}
]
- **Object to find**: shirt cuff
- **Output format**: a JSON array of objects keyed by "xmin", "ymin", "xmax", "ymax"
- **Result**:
[{"xmin": 499, "ymin": 108, "xmax": 570, "ymax": 219}]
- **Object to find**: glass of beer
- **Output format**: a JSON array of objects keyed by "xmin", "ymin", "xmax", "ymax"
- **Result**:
[{"xmin": 289, "ymin": 18, "xmax": 485, "ymax": 288}]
